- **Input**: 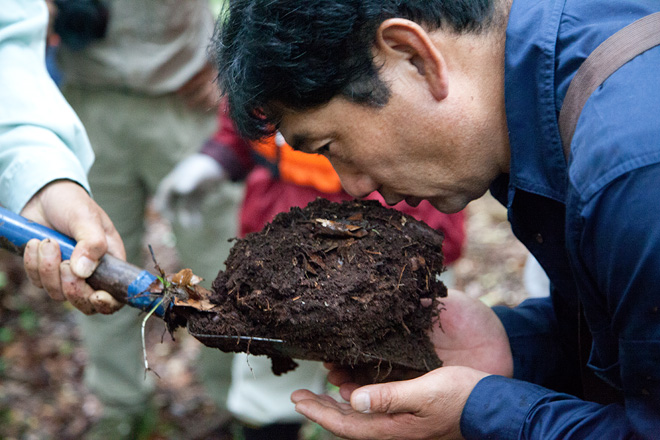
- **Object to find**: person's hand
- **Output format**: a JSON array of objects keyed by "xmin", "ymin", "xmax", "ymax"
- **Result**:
[
  {"xmin": 20, "ymin": 180, "xmax": 125, "ymax": 314},
  {"xmin": 45, "ymin": 0, "xmax": 58, "ymax": 40},
  {"xmin": 327, "ymin": 289, "xmax": 513, "ymax": 390},
  {"xmin": 292, "ymin": 366, "xmax": 488, "ymax": 440},
  {"xmin": 427, "ymin": 289, "xmax": 513, "ymax": 374},
  {"xmin": 176, "ymin": 62, "xmax": 221, "ymax": 111},
  {"xmin": 291, "ymin": 290, "xmax": 513, "ymax": 439},
  {"xmin": 152, "ymin": 153, "xmax": 226, "ymax": 228}
]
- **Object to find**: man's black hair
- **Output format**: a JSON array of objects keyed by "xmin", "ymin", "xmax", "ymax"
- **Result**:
[{"xmin": 214, "ymin": 0, "xmax": 496, "ymax": 140}]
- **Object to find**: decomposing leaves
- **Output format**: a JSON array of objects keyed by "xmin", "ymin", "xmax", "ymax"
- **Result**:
[{"xmin": 313, "ymin": 218, "xmax": 368, "ymax": 238}]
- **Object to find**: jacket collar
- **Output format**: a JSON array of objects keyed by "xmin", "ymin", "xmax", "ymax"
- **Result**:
[{"xmin": 502, "ymin": 0, "xmax": 568, "ymax": 206}]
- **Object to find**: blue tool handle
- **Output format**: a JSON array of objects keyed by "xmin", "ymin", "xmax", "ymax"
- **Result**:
[{"xmin": 0, "ymin": 206, "xmax": 164, "ymax": 315}]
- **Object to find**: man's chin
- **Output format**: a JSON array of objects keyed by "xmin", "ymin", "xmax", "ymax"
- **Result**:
[
  {"xmin": 404, "ymin": 196, "xmax": 423, "ymax": 207},
  {"xmin": 429, "ymin": 197, "xmax": 468, "ymax": 214}
]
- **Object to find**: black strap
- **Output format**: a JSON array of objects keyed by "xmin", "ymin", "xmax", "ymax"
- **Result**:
[{"xmin": 558, "ymin": 12, "xmax": 660, "ymax": 161}]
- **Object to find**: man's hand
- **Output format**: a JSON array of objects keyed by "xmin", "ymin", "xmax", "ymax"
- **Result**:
[
  {"xmin": 328, "ymin": 290, "xmax": 513, "ymax": 392},
  {"xmin": 176, "ymin": 62, "xmax": 221, "ymax": 111},
  {"xmin": 292, "ymin": 290, "xmax": 513, "ymax": 439},
  {"xmin": 152, "ymin": 153, "xmax": 226, "ymax": 228},
  {"xmin": 428, "ymin": 289, "xmax": 513, "ymax": 375},
  {"xmin": 45, "ymin": 0, "xmax": 58, "ymax": 40},
  {"xmin": 292, "ymin": 366, "xmax": 488, "ymax": 440},
  {"xmin": 20, "ymin": 180, "xmax": 125, "ymax": 314}
]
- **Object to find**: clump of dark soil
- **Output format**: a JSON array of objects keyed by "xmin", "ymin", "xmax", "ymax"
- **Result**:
[{"xmin": 173, "ymin": 198, "xmax": 447, "ymax": 378}]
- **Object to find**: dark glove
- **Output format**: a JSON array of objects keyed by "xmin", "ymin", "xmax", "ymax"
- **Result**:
[{"xmin": 153, "ymin": 154, "xmax": 226, "ymax": 228}]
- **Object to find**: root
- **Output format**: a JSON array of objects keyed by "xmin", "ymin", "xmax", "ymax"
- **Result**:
[
  {"xmin": 142, "ymin": 297, "xmax": 165, "ymax": 379},
  {"xmin": 397, "ymin": 264, "xmax": 407, "ymax": 290}
]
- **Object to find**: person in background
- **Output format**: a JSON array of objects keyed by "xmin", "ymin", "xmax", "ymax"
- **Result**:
[
  {"xmin": 1, "ymin": 0, "xmax": 124, "ymax": 315},
  {"xmin": 154, "ymin": 105, "xmax": 466, "ymax": 440},
  {"xmin": 50, "ymin": 1, "xmax": 242, "ymax": 438}
]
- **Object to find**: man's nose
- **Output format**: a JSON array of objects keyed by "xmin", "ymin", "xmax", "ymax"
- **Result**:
[{"xmin": 337, "ymin": 172, "xmax": 379, "ymax": 199}]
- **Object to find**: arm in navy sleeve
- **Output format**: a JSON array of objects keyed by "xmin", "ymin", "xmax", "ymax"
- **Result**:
[
  {"xmin": 493, "ymin": 297, "xmax": 578, "ymax": 387},
  {"xmin": 461, "ymin": 166, "xmax": 660, "ymax": 439}
]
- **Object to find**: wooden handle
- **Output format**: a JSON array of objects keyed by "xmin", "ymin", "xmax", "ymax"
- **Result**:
[{"xmin": 0, "ymin": 207, "xmax": 163, "ymax": 314}]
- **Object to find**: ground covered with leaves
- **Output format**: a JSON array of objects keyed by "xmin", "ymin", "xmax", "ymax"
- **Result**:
[{"xmin": 0, "ymin": 194, "xmax": 530, "ymax": 439}]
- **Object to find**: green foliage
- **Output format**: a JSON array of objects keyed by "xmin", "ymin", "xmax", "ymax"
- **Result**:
[
  {"xmin": 0, "ymin": 326, "xmax": 13, "ymax": 343},
  {"xmin": 58, "ymin": 340, "xmax": 75, "ymax": 356},
  {"xmin": 18, "ymin": 308, "xmax": 38, "ymax": 334},
  {"xmin": 0, "ymin": 271, "xmax": 8, "ymax": 290},
  {"xmin": 156, "ymin": 274, "xmax": 171, "ymax": 289}
]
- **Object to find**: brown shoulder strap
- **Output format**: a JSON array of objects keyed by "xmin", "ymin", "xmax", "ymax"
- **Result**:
[
  {"xmin": 559, "ymin": 12, "xmax": 660, "ymax": 405},
  {"xmin": 558, "ymin": 12, "xmax": 660, "ymax": 162}
]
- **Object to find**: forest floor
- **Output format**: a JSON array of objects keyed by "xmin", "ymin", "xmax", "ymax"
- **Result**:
[{"xmin": 0, "ymin": 192, "xmax": 531, "ymax": 440}]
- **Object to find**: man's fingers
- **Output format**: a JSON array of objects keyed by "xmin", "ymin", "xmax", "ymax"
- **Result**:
[
  {"xmin": 292, "ymin": 390, "xmax": 351, "ymax": 411},
  {"xmin": 181, "ymin": 85, "xmax": 219, "ymax": 110},
  {"xmin": 317, "ymin": 393, "xmax": 344, "ymax": 405},
  {"xmin": 68, "ymin": 219, "xmax": 105, "ymax": 278},
  {"xmin": 339, "ymin": 382, "xmax": 361, "ymax": 402},
  {"xmin": 60, "ymin": 261, "xmax": 96, "ymax": 315},
  {"xmin": 327, "ymin": 366, "xmax": 355, "ymax": 387},
  {"xmin": 100, "ymin": 212, "xmax": 126, "ymax": 260},
  {"xmin": 176, "ymin": 66, "xmax": 219, "ymax": 110},
  {"xmin": 37, "ymin": 239, "xmax": 64, "ymax": 300},
  {"xmin": 293, "ymin": 389, "xmax": 412, "ymax": 440},
  {"xmin": 291, "ymin": 389, "xmax": 329, "ymax": 404},
  {"xmin": 70, "ymin": 251, "xmax": 98, "ymax": 279},
  {"xmin": 69, "ymin": 209, "xmax": 125, "ymax": 278},
  {"xmin": 90, "ymin": 291, "xmax": 123, "ymax": 314},
  {"xmin": 294, "ymin": 369, "xmax": 485, "ymax": 440},
  {"xmin": 18, "ymin": 181, "xmax": 127, "ymax": 315},
  {"xmin": 66, "ymin": 216, "xmax": 106, "ymax": 278},
  {"xmin": 24, "ymin": 239, "xmax": 44, "ymax": 289}
]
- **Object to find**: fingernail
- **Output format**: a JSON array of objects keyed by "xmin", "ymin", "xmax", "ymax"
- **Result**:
[
  {"xmin": 353, "ymin": 391, "xmax": 371, "ymax": 413},
  {"xmin": 41, "ymin": 239, "xmax": 58, "ymax": 256},
  {"xmin": 60, "ymin": 261, "xmax": 76, "ymax": 283},
  {"xmin": 91, "ymin": 292, "xmax": 110, "ymax": 314},
  {"xmin": 73, "ymin": 256, "xmax": 96, "ymax": 278}
]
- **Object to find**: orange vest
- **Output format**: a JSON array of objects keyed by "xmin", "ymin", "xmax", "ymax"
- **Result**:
[{"xmin": 251, "ymin": 135, "xmax": 343, "ymax": 194}]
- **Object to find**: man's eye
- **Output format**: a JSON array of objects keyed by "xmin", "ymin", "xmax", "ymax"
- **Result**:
[{"xmin": 317, "ymin": 143, "xmax": 330, "ymax": 155}]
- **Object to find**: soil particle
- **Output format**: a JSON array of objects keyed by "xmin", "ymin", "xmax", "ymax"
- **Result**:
[{"xmin": 179, "ymin": 198, "xmax": 447, "ymax": 377}]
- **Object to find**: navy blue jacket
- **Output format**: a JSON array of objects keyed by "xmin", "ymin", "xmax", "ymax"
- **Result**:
[{"xmin": 461, "ymin": 0, "xmax": 660, "ymax": 438}]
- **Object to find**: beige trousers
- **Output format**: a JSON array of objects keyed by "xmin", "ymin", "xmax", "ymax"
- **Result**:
[{"xmin": 63, "ymin": 86, "xmax": 242, "ymax": 414}]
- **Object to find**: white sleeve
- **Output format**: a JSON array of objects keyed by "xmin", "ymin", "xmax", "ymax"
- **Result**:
[{"xmin": 0, "ymin": 0, "xmax": 94, "ymax": 213}]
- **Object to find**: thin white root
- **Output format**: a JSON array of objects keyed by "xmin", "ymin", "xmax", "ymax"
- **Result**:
[{"xmin": 142, "ymin": 298, "xmax": 165, "ymax": 379}]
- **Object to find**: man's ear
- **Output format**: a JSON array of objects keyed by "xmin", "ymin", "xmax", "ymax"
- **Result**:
[{"xmin": 375, "ymin": 18, "xmax": 449, "ymax": 101}]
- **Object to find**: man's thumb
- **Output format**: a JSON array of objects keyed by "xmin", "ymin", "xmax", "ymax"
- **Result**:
[
  {"xmin": 71, "ymin": 250, "xmax": 99, "ymax": 278},
  {"xmin": 67, "ymin": 220, "xmax": 108, "ymax": 278},
  {"xmin": 350, "ymin": 381, "xmax": 419, "ymax": 415}
]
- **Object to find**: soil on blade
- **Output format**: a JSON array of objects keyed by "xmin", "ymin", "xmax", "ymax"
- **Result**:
[{"xmin": 180, "ymin": 199, "xmax": 447, "ymax": 377}]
